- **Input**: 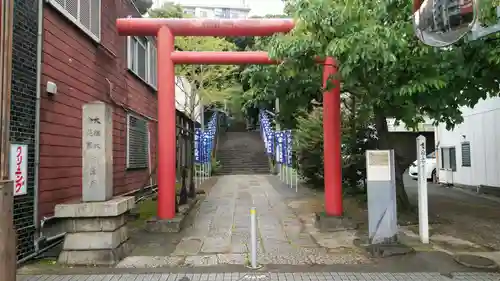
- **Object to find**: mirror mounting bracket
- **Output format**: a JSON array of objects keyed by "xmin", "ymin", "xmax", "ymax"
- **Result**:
[{"xmin": 468, "ymin": 6, "xmax": 500, "ymax": 41}]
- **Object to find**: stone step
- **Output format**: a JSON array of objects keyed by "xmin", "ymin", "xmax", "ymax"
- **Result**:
[
  {"xmin": 215, "ymin": 131, "xmax": 270, "ymax": 175},
  {"xmin": 219, "ymin": 166, "xmax": 270, "ymax": 170},
  {"xmin": 219, "ymin": 158, "xmax": 268, "ymax": 162},
  {"xmin": 219, "ymin": 163, "xmax": 269, "ymax": 166},
  {"xmin": 216, "ymin": 170, "xmax": 270, "ymax": 175}
]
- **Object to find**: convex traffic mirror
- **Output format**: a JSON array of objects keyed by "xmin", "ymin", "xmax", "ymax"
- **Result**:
[{"xmin": 413, "ymin": 0, "xmax": 477, "ymax": 47}]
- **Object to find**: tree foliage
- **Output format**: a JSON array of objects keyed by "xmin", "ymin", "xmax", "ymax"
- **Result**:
[
  {"xmin": 147, "ymin": 2, "xmax": 183, "ymax": 18},
  {"xmin": 243, "ymin": 0, "xmax": 500, "ymax": 211},
  {"xmin": 148, "ymin": 3, "xmax": 241, "ymax": 113},
  {"xmin": 174, "ymin": 37, "xmax": 239, "ymax": 105}
]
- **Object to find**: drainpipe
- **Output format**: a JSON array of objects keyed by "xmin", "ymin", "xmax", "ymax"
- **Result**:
[
  {"xmin": 25, "ymin": 0, "xmax": 66, "ymax": 262},
  {"xmin": 148, "ymin": 126, "xmax": 153, "ymax": 186},
  {"xmin": 34, "ymin": 0, "xmax": 44, "ymax": 233}
]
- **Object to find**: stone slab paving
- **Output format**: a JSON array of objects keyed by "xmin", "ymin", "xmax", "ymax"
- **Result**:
[
  {"xmin": 17, "ymin": 272, "xmax": 500, "ymax": 280},
  {"xmin": 118, "ymin": 175, "xmax": 367, "ymax": 268}
]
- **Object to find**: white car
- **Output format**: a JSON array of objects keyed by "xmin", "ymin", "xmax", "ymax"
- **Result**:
[{"xmin": 408, "ymin": 151, "xmax": 437, "ymax": 182}]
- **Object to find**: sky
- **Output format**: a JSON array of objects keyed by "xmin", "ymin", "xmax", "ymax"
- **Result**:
[{"xmin": 173, "ymin": 0, "xmax": 285, "ymax": 16}]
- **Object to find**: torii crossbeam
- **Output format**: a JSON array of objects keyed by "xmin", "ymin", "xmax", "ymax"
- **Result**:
[{"xmin": 116, "ymin": 18, "xmax": 343, "ymax": 220}]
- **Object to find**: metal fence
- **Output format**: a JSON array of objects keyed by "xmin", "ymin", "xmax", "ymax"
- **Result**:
[
  {"xmin": 10, "ymin": 0, "xmax": 39, "ymax": 262},
  {"xmin": 175, "ymin": 110, "xmax": 196, "ymax": 208}
]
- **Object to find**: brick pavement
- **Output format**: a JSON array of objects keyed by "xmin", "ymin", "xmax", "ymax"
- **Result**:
[
  {"xmin": 17, "ymin": 272, "xmax": 500, "ymax": 280},
  {"xmin": 119, "ymin": 175, "xmax": 366, "ymax": 268}
]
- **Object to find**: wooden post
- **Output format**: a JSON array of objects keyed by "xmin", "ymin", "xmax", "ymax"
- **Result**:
[
  {"xmin": 0, "ymin": 180, "xmax": 16, "ymax": 281},
  {"xmin": 0, "ymin": 1, "xmax": 17, "ymax": 279},
  {"xmin": 0, "ymin": 0, "xmax": 15, "ymax": 180}
]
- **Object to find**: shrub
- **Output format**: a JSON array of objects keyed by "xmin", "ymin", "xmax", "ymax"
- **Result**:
[
  {"xmin": 294, "ymin": 107, "xmax": 325, "ymax": 188},
  {"xmin": 294, "ymin": 106, "xmax": 377, "ymax": 194}
]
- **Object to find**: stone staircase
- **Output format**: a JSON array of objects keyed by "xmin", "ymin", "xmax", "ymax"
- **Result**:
[{"xmin": 216, "ymin": 131, "xmax": 270, "ymax": 175}]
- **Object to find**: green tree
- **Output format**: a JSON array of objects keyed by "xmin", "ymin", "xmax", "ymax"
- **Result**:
[
  {"xmin": 248, "ymin": 0, "xmax": 500, "ymax": 211},
  {"xmin": 174, "ymin": 36, "xmax": 239, "ymax": 107},
  {"xmin": 147, "ymin": 2, "xmax": 183, "ymax": 18},
  {"xmin": 148, "ymin": 3, "xmax": 241, "ymax": 121}
]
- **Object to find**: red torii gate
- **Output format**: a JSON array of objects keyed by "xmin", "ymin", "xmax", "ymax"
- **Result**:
[{"xmin": 116, "ymin": 18, "xmax": 342, "ymax": 220}]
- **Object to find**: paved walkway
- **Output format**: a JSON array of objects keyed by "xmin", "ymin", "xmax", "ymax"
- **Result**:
[
  {"xmin": 17, "ymin": 272, "xmax": 500, "ymax": 280},
  {"xmin": 118, "ymin": 175, "xmax": 367, "ymax": 267}
]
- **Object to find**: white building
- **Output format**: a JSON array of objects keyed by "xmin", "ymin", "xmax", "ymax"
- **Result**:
[
  {"xmin": 436, "ymin": 96, "xmax": 500, "ymax": 189},
  {"xmin": 175, "ymin": 76, "xmax": 203, "ymax": 124},
  {"xmin": 152, "ymin": 1, "xmax": 251, "ymax": 18},
  {"xmin": 386, "ymin": 117, "xmax": 435, "ymax": 133}
]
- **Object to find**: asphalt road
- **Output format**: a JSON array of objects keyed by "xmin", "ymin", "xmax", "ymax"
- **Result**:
[
  {"xmin": 403, "ymin": 169, "xmax": 500, "ymax": 250},
  {"xmin": 403, "ymin": 170, "xmax": 499, "ymax": 207}
]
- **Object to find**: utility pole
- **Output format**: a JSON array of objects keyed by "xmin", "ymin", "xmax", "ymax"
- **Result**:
[{"xmin": 0, "ymin": 1, "xmax": 17, "ymax": 280}]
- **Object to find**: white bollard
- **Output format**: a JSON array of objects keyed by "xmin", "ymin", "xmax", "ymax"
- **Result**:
[
  {"xmin": 201, "ymin": 163, "xmax": 204, "ymax": 182},
  {"xmin": 285, "ymin": 166, "xmax": 288, "ymax": 186},
  {"xmin": 281, "ymin": 165, "xmax": 285, "ymax": 182},
  {"xmin": 250, "ymin": 207, "xmax": 259, "ymax": 269},
  {"xmin": 287, "ymin": 166, "xmax": 291, "ymax": 187}
]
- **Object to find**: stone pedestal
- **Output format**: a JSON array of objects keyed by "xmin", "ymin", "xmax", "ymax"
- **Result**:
[
  {"xmin": 315, "ymin": 213, "xmax": 358, "ymax": 232},
  {"xmin": 145, "ymin": 198, "xmax": 199, "ymax": 233},
  {"xmin": 54, "ymin": 196, "xmax": 135, "ymax": 265}
]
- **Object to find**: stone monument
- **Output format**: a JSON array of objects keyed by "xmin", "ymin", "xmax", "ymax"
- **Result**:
[
  {"xmin": 365, "ymin": 150, "xmax": 413, "ymax": 257},
  {"xmin": 82, "ymin": 101, "xmax": 113, "ymax": 202},
  {"xmin": 55, "ymin": 101, "xmax": 134, "ymax": 265},
  {"xmin": 366, "ymin": 150, "xmax": 398, "ymax": 244}
]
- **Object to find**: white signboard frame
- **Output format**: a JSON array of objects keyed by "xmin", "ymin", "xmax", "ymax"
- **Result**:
[
  {"xmin": 9, "ymin": 144, "xmax": 28, "ymax": 196},
  {"xmin": 416, "ymin": 135, "xmax": 429, "ymax": 244}
]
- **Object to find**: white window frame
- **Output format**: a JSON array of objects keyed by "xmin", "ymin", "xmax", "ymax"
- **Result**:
[
  {"xmin": 126, "ymin": 113, "xmax": 150, "ymax": 169},
  {"xmin": 127, "ymin": 36, "xmax": 158, "ymax": 89},
  {"xmin": 47, "ymin": 0, "xmax": 101, "ymax": 43},
  {"xmin": 214, "ymin": 8, "xmax": 223, "ymax": 18},
  {"xmin": 183, "ymin": 8, "xmax": 195, "ymax": 16}
]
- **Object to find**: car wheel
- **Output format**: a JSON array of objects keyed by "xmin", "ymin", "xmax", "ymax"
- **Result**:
[{"xmin": 431, "ymin": 169, "xmax": 437, "ymax": 183}]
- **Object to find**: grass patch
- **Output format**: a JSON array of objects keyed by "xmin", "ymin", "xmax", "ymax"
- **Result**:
[
  {"xmin": 129, "ymin": 183, "xmax": 183, "ymax": 228},
  {"xmin": 129, "ymin": 198, "xmax": 157, "ymax": 228},
  {"xmin": 30, "ymin": 257, "xmax": 58, "ymax": 267}
]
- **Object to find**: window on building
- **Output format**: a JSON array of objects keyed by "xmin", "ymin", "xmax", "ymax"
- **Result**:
[
  {"xmin": 461, "ymin": 142, "xmax": 471, "ymax": 167},
  {"xmin": 222, "ymin": 8, "xmax": 230, "ymax": 18},
  {"xmin": 148, "ymin": 43, "xmax": 157, "ymax": 88},
  {"xmin": 47, "ymin": 0, "xmax": 101, "ymax": 42},
  {"xmin": 183, "ymin": 8, "xmax": 195, "ymax": 16},
  {"xmin": 230, "ymin": 12, "xmax": 240, "ymax": 18},
  {"xmin": 127, "ymin": 36, "xmax": 157, "ymax": 89},
  {"xmin": 127, "ymin": 114, "xmax": 149, "ymax": 169},
  {"xmin": 200, "ymin": 10, "xmax": 208, "ymax": 17},
  {"xmin": 214, "ymin": 8, "xmax": 223, "ymax": 17},
  {"xmin": 441, "ymin": 147, "xmax": 457, "ymax": 171}
]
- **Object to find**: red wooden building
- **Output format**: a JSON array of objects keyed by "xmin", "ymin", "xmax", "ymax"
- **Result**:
[
  {"xmin": 10, "ymin": 0, "xmax": 165, "ymax": 261},
  {"xmin": 38, "ymin": 0, "xmax": 158, "ymax": 220}
]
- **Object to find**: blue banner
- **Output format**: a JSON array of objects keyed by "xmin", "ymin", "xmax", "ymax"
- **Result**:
[
  {"xmin": 202, "ymin": 132, "xmax": 210, "ymax": 163},
  {"xmin": 282, "ymin": 130, "xmax": 288, "ymax": 166},
  {"xmin": 266, "ymin": 130, "xmax": 274, "ymax": 155},
  {"xmin": 194, "ymin": 128, "xmax": 201, "ymax": 163},
  {"xmin": 259, "ymin": 111, "xmax": 274, "ymax": 156},
  {"xmin": 285, "ymin": 130, "xmax": 292, "ymax": 167},
  {"xmin": 275, "ymin": 131, "xmax": 285, "ymax": 163},
  {"xmin": 197, "ymin": 112, "xmax": 218, "ymax": 164}
]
